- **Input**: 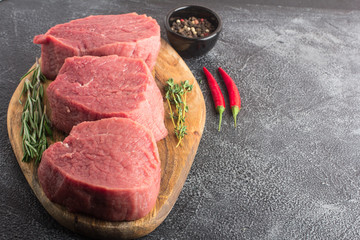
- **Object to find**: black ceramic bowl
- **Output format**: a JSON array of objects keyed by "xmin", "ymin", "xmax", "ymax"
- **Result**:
[{"xmin": 164, "ymin": 5, "xmax": 222, "ymax": 58}]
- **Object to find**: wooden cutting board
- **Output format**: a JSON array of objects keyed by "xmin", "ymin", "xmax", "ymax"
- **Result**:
[{"xmin": 7, "ymin": 39, "xmax": 206, "ymax": 239}]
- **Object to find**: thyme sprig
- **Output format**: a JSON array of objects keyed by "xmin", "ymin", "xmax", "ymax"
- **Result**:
[
  {"xmin": 165, "ymin": 78, "xmax": 193, "ymax": 147},
  {"xmin": 19, "ymin": 59, "xmax": 52, "ymax": 164}
]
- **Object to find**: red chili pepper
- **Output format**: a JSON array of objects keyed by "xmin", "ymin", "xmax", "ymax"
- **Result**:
[
  {"xmin": 203, "ymin": 67, "xmax": 225, "ymax": 131},
  {"xmin": 180, "ymin": 19, "xmax": 184, "ymax": 22},
  {"xmin": 218, "ymin": 67, "xmax": 241, "ymax": 127}
]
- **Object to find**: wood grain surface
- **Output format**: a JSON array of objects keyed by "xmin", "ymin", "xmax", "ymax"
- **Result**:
[{"xmin": 7, "ymin": 39, "xmax": 206, "ymax": 239}]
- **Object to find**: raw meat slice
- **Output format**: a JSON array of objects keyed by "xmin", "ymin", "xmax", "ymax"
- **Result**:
[
  {"xmin": 34, "ymin": 13, "xmax": 160, "ymax": 79},
  {"xmin": 47, "ymin": 55, "xmax": 167, "ymax": 141},
  {"xmin": 38, "ymin": 117, "xmax": 161, "ymax": 221}
]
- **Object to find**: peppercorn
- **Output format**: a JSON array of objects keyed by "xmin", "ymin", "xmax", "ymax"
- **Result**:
[{"xmin": 170, "ymin": 16, "xmax": 215, "ymax": 38}]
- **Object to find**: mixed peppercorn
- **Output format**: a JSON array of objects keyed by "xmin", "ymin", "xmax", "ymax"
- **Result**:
[{"xmin": 171, "ymin": 16, "xmax": 215, "ymax": 38}]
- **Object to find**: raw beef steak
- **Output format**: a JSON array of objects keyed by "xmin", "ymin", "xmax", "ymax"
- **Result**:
[
  {"xmin": 47, "ymin": 55, "xmax": 167, "ymax": 141},
  {"xmin": 38, "ymin": 117, "xmax": 161, "ymax": 221},
  {"xmin": 34, "ymin": 13, "xmax": 160, "ymax": 79}
]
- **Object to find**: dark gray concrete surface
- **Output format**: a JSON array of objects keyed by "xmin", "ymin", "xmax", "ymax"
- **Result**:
[{"xmin": 1, "ymin": 0, "xmax": 360, "ymax": 239}]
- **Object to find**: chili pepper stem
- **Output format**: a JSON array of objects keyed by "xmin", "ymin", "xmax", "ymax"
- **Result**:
[
  {"xmin": 217, "ymin": 106, "xmax": 225, "ymax": 131},
  {"xmin": 232, "ymin": 106, "xmax": 240, "ymax": 127}
]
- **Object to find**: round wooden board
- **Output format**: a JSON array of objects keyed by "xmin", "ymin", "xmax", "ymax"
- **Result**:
[{"xmin": 7, "ymin": 39, "xmax": 206, "ymax": 239}]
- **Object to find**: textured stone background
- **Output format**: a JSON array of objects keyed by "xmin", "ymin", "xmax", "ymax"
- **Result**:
[{"xmin": 1, "ymin": 0, "xmax": 360, "ymax": 239}]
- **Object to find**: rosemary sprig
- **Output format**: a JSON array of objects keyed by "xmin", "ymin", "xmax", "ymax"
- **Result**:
[
  {"xmin": 165, "ymin": 78, "xmax": 193, "ymax": 147},
  {"xmin": 19, "ymin": 58, "xmax": 52, "ymax": 164}
]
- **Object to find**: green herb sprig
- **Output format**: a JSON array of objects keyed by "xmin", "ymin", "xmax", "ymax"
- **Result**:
[
  {"xmin": 19, "ymin": 58, "xmax": 52, "ymax": 164},
  {"xmin": 165, "ymin": 78, "xmax": 193, "ymax": 147}
]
